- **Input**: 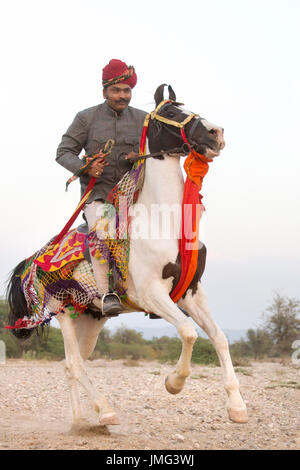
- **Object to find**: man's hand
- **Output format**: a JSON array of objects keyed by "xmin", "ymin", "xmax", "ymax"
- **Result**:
[
  {"xmin": 125, "ymin": 151, "xmax": 139, "ymax": 160},
  {"xmin": 87, "ymin": 158, "xmax": 108, "ymax": 178}
]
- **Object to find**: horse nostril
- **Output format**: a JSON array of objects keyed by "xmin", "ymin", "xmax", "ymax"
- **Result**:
[{"xmin": 209, "ymin": 127, "xmax": 225, "ymax": 150}]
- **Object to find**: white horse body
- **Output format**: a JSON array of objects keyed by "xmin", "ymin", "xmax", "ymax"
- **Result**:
[
  {"xmin": 126, "ymin": 147, "xmax": 183, "ymax": 311},
  {"xmin": 58, "ymin": 139, "xmax": 248, "ymax": 428}
]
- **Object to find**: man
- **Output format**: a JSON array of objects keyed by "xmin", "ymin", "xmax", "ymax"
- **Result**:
[{"xmin": 56, "ymin": 59, "xmax": 147, "ymax": 314}]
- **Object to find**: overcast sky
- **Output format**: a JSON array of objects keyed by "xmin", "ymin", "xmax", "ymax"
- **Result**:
[{"xmin": 0, "ymin": 0, "xmax": 299, "ymax": 332}]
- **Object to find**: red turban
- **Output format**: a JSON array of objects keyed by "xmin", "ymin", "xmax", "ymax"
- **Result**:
[{"xmin": 102, "ymin": 59, "xmax": 137, "ymax": 89}]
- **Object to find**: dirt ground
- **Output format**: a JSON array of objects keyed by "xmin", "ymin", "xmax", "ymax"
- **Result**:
[{"xmin": 0, "ymin": 359, "xmax": 299, "ymax": 450}]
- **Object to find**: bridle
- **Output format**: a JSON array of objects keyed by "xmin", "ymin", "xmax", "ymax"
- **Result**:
[{"xmin": 130, "ymin": 99, "xmax": 202, "ymax": 161}]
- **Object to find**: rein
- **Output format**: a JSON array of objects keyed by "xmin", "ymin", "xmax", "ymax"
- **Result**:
[{"xmin": 128, "ymin": 145, "xmax": 189, "ymax": 161}]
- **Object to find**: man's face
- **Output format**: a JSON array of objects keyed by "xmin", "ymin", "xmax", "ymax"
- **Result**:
[{"xmin": 103, "ymin": 83, "xmax": 132, "ymax": 114}]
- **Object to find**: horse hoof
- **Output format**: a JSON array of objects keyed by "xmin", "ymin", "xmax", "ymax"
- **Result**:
[
  {"xmin": 165, "ymin": 377, "xmax": 182, "ymax": 395},
  {"xmin": 99, "ymin": 412, "xmax": 120, "ymax": 426},
  {"xmin": 228, "ymin": 408, "xmax": 248, "ymax": 423}
]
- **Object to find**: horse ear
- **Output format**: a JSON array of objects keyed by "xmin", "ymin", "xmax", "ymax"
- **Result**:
[
  {"xmin": 154, "ymin": 84, "xmax": 167, "ymax": 106},
  {"xmin": 168, "ymin": 85, "xmax": 176, "ymax": 101}
]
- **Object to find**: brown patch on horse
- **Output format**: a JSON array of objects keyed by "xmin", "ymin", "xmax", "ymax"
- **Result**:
[{"xmin": 162, "ymin": 243, "xmax": 207, "ymax": 299}]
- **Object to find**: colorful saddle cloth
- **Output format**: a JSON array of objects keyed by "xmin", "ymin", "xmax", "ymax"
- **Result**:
[
  {"xmin": 34, "ymin": 229, "xmax": 86, "ymax": 272},
  {"xmin": 10, "ymin": 229, "xmax": 98, "ymax": 329}
]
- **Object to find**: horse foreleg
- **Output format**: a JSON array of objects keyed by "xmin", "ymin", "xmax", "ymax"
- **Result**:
[
  {"xmin": 57, "ymin": 309, "xmax": 119, "ymax": 426},
  {"xmin": 165, "ymin": 321, "xmax": 198, "ymax": 395},
  {"xmin": 142, "ymin": 281, "xmax": 198, "ymax": 394},
  {"xmin": 179, "ymin": 284, "xmax": 248, "ymax": 423}
]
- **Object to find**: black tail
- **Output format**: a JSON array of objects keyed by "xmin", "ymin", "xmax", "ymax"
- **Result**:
[{"xmin": 6, "ymin": 259, "xmax": 34, "ymax": 340}]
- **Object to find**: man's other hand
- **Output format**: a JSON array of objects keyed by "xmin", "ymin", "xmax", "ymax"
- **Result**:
[{"xmin": 125, "ymin": 151, "xmax": 139, "ymax": 160}]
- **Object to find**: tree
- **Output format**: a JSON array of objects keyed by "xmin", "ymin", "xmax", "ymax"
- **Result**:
[
  {"xmin": 230, "ymin": 338, "xmax": 251, "ymax": 359},
  {"xmin": 98, "ymin": 327, "xmax": 112, "ymax": 343},
  {"xmin": 246, "ymin": 328, "xmax": 273, "ymax": 359},
  {"xmin": 112, "ymin": 325, "xmax": 145, "ymax": 344},
  {"xmin": 263, "ymin": 293, "xmax": 300, "ymax": 363}
]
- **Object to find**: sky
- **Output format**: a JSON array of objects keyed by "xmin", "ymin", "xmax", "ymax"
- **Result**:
[{"xmin": 0, "ymin": 0, "xmax": 299, "ymax": 332}]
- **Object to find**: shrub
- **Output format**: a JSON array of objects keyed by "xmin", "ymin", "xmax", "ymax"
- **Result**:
[
  {"xmin": 105, "ymin": 342, "xmax": 156, "ymax": 360},
  {"xmin": 191, "ymin": 337, "xmax": 219, "ymax": 365}
]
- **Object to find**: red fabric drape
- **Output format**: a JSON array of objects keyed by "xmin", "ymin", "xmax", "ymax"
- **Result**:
[{"xmin": 170, "ymin": 151, "xmax": 211, "ymax": 302}]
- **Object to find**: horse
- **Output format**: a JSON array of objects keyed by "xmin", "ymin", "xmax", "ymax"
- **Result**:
[{"xmin": 7, "ymin": 84, "xmax": 248, "ymax": 429}]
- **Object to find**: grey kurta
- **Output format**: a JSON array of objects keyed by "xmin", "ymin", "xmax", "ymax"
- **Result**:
[{"xmin": 56, "ymin": 100, "xmax": 147, "ymax": 203}]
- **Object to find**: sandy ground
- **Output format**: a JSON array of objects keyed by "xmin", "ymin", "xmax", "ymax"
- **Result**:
[{"xmin": 0, "ymin": 359, "xmax": 299, "ymax": 450}]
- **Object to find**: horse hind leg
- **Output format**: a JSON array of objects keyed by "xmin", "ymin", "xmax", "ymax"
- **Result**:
[
  {"xmin": 178, "ymin": 284, "xmax": 248, "ymax": 423},
  {"xmin": 71, "ymin": 313, "xmax": 111, "ymax": 430},
  {"xmin": 42, "ymin": 296, "xmax": 84, "ymax": 425},
  {"xmin": 75, "ymin": 313, "xmax": 121, "ymax": 425},
  {"xmin": 64, "ymin": 356, "xmax": 84, "ymax": 427},
  {"xmin": 57, "ymin": 308, "xmax": 119, "ymax": 426},
  {"xmin": 74, "ymin": 312, "xmax": 107, "ymax": 361}
]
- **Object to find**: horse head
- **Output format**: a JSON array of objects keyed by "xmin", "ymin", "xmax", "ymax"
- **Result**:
[{"xmin": 148, "ymin": 84, "xmax": 225, "ymax": 159}]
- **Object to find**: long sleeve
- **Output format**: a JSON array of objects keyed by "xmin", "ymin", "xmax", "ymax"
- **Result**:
[
  {"xmin": 56, "ymin": 112, "xmax": 88, "ymax": 174},
  {"xmin": 55, "ymin": 102, "xmax": 147, "ymax": 203}
]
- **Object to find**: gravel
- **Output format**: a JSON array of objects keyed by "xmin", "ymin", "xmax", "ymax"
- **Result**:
[{"xmin": 0, "ymin": 359, "xmax": 299, "ymax": 450}]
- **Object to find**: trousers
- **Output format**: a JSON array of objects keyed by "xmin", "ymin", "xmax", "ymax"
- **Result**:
[{"xmin": 84, "ymin": 201, "xmax": 109, "ymax": 296}]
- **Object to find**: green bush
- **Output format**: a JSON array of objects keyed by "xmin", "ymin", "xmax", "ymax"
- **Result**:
[
  {"xmin": 111, "ymin": 326, "xmax": 145, "ymax": 344},
  {"xmin": 151, "ymin": 336, "xmax": 182, "ymax": 363},
  {"xmin": 191, "ymin": 337, "xmax": 219, "ymax": 365},
  {"xmin": 0, "ymin": 329, "xmax": 23, "ymax": 358},
  {"xmin": 104, "ymin": 342, "xmax": 156, "ymax": 360}
]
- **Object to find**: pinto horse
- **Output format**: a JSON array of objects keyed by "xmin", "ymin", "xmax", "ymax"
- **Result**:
[{"xmin": 7, "ymin": 84, "xmax": 248, "ymax": 428}]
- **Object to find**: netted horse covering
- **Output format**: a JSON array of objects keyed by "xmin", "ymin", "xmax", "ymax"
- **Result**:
[
  {"xmin": 12, "ymin": 238, "xmax": 98, "ymax": 329},
  {"xmin": 88, "ymin": 160, "xmax": 145, "ymax": 297}
]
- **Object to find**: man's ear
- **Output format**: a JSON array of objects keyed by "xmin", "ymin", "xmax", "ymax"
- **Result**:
[{"xmin": 103, "ymin": 88, "xmax": 107, "ymax": 99}]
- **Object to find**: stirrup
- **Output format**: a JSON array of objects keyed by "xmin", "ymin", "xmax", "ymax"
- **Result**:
[{"xmin": 101, "ymin": 292, "xmax": 123, "ymax": 316}]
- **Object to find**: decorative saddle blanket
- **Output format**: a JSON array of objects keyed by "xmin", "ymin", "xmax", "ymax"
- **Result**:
[
  {"xmin": 34, "ymin": 228, "xmax": 86, "ymax": 272},
  {"xmin": 8, "ymin": 228, "xmax": 98, "ymax": 330}
]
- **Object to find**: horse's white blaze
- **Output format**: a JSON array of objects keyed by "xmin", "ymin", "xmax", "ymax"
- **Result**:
[
  {"xmin": 201, "ymin": 118, "xmax": 223, "ymax": 132},
  {"xmin": 175, "ymin": 106, "xmax": 193, "ymax": 116}
]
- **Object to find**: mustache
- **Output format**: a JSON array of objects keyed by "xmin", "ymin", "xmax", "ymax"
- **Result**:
[{"xmin": 115, "ymin": 99, "xmax": 130, "ymax": 104}]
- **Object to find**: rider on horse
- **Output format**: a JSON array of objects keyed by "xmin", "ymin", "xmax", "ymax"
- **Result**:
[{"xmin": 56, "ymin": 59, "xmax": 147, "ymax": 315}]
